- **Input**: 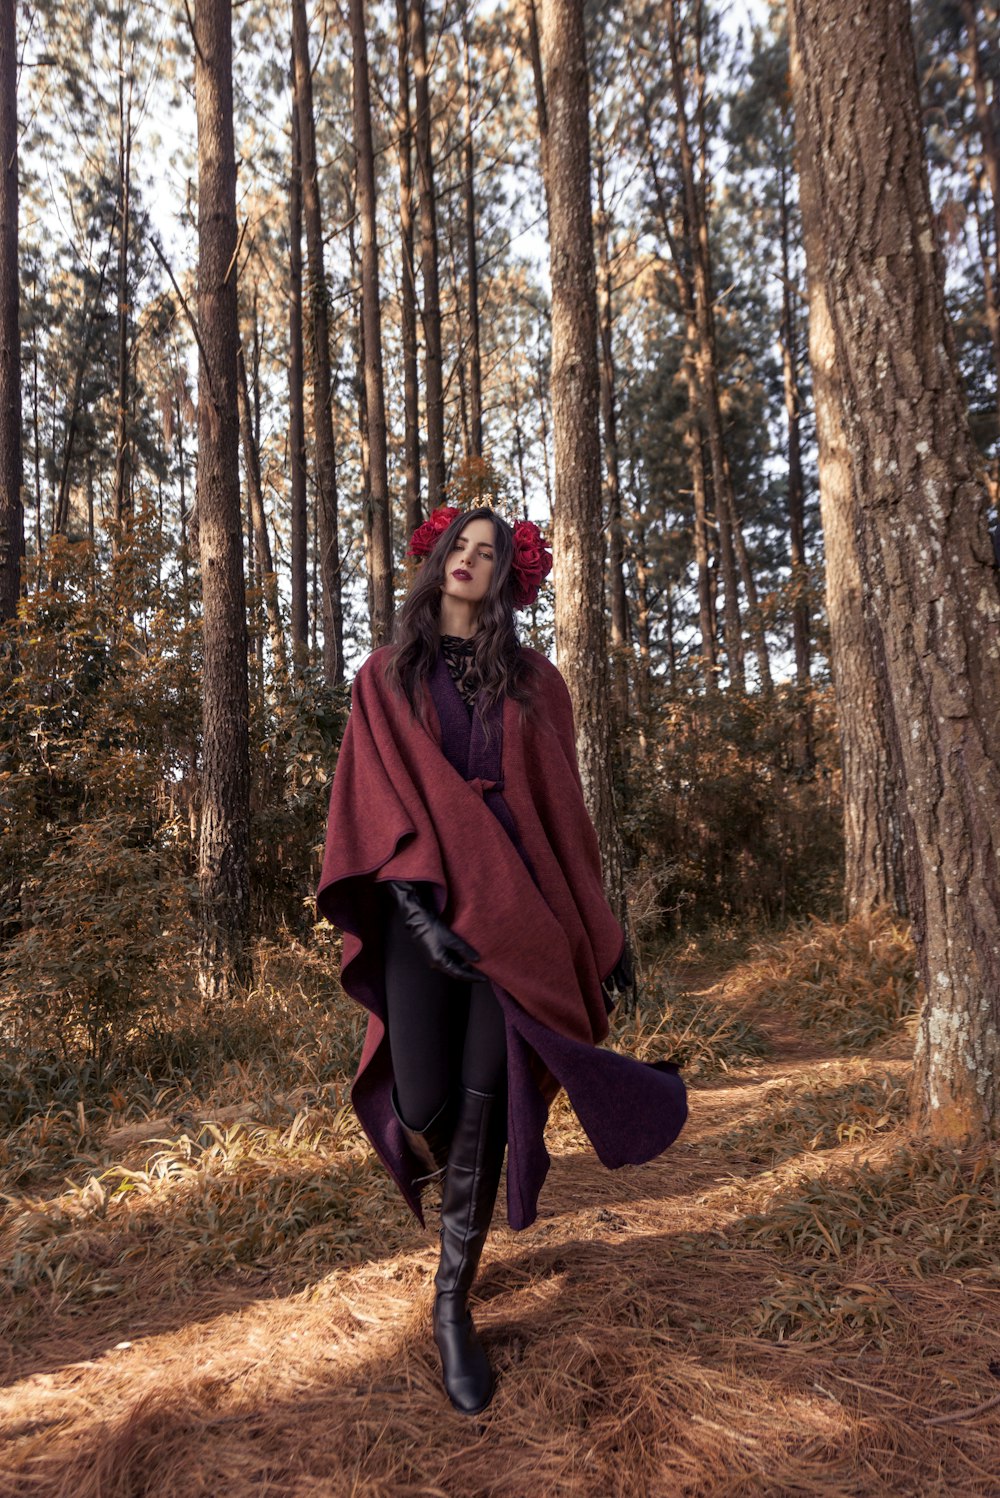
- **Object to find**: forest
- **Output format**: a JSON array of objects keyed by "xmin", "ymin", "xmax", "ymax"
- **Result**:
[{"xmin": 1, "ymin": 0, "xmax": 1000, "ymax": 1490}]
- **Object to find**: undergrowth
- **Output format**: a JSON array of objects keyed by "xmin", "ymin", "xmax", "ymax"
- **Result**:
[
  {"xmin": 731, "ymin": 1145, "xmax": 1000, "ymax": 1347},
  {"xmin": 611, "ymin": 980, "xmax": 771, "ymax": 1080},
  {"xmin": 716, "ymin": 1067, "xmax": 908, "ymax": 1164},
  {"xmin": 715, "ymin": 908, "xmax": 919, "ymax": 1049}
]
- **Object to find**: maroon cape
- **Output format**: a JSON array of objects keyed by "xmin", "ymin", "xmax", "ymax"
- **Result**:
[{"xmin": 317, "ymin": 645, "xmax": 687, "ymax": 1230}]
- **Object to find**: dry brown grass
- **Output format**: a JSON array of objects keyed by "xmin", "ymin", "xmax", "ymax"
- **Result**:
[
  {"xmin": 2, "ymin": 919, "xmax": 999, "ymax": 1496},
  {"xmin": 710, "ymin": 909, "xmax": 919, "ymax": 1051}
]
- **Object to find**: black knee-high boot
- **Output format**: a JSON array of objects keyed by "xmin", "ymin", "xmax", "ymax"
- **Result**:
[{"xmin": 433, "ymin": 1085, "xmax": 507, "ymax": 1415}]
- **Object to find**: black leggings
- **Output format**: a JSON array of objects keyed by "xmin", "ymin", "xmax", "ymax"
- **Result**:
[{"xmin": 383, "ymin": 898, "xmax": 508, "ymax": 1130}]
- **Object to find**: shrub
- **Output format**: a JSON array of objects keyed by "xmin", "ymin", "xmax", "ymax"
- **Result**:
[
  {"xmin": 716, "ymin": 909, "xmax": 919, "ymax": 1049},
  {"xmin": 619, "ymin": 678, "xmax": 843, "ymax": 935}
]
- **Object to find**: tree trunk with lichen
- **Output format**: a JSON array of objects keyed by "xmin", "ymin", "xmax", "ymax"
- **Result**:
[
  {"xmin": 792, "ymin": 19, "xmax": 908, "ymax": 922},
  {"xmin": 791, "ymin": 0, "xmax": 1000, "ymax": 1141},
  {"xmin": 539, "ymin": 0, "xmax": 628, "ymax": 942}
]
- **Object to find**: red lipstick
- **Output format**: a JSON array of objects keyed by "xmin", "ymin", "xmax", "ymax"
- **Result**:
[{"xmin": 452, "ymin": 568, "xmax": 473, "ymax": 581}]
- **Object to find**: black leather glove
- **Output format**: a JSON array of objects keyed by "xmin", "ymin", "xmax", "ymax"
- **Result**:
[
  {"xmin": 602, "ymin": 944, "xmax": 635, "ymax": 1011},
  {"xmin": 386, "ymin": 880, "xmax": 482, "ymax": 981}
]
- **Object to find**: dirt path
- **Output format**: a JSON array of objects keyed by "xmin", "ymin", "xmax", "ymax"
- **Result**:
[{"xmin": 1, "ymin": 969, "xmax": 998, "ymax": 1497}]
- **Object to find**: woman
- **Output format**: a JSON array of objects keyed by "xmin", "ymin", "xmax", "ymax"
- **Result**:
[{"xmin": 317, "ymin": 505, "xmax": 687, "ymax": 1417}]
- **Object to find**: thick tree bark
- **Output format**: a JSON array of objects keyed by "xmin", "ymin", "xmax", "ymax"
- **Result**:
[
  {"xmin": 539, "ymin": 0, "xmax": 628, "ymax": 941},
  {"xmin": 111, "ymin": 40, "xmax": 133, "ymax": 539},
  {"xmin": 195, "ymin": 0, "xmax": 251, "ymax": 993},
  {"xmin": 779, "ymin": 158, "xmax": 812, "ymax": 766},
  {"xmin": 525, "ymin": 0, "xmax": 549, "ymax": 199},
  {"xmin": 394, "ymin": 0, "xmax": 421, "ymax": 534},
  {"xmin": 595, "ymin": 141, "xmax": 628, "ymax": 714},
  {"xmin": 288, "ymin": 96, "xmax": 309, "ymax": 668},
  {"xmin": 791, "ymin": 0, "xmax": 1000, "ymax": 1140},
  {"xmin": 0, "ymin": 0, "xmax": 22, "ymax": 624},
  {"xmin": 960, "ymin": 0, "xmax": 1000, "ymax": 307},
  {"xmin": 637, "ymin": 61, "xmax": 722, "ymax": 685},
  {"xmin": 350, "ymin": 0, "xmax": 394, "ymax": 647},
  {"xmin": 665, "ymin": 0, "xmax": 770, "ymax": 691},
  {"xmin": 291, "ymin": 0, "xmax": 344, "ymax": 683},
  {"xmin": 237, "ymin": 346, "xmax": 288, "ymax": 679},
  {"xmin": 461, "ymin": 2, "xmax": 483, "ymax": 457},
  {"xmin": 410, "ymin": 0, "xmax": 445, "ymax": 510},
  {"xmin": 959, "ymin": 1, "xmax": 1000, "ymax": 486},
  {"xmin": 621, "ymin": 423, "xmax": 652, "ymax": 719},
  {"xmin": 793, "ymin": 28, "xmax": 906, "ymax": 919}
]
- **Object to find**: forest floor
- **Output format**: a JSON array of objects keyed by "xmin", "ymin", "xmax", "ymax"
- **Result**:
[{"xmin": 2, "ymin": 915, "xmax": 999, "ymax": 1497}]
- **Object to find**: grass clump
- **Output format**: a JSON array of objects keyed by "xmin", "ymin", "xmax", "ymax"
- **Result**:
[
  {"xmin": 716, "ymin": 909, "xmax": 919, "ymax": 1050},
  {"xmin": 750, "ymin": 1271, "xmax": 899, "ymax": 1346},
  {"xmin": 0, "ymin": 1110, "xmax": 410, "ymax": 1337},
  {"xmin": 611, "ymin": 981, "xmax": 770, "ymax": 1081},
  {"xmin": 717, "ymin": 1066, "xmax": 908, "ymax": 1165},
  {"xmin": 733, "ymin": 1145, "xmax": 1000, "ymax": 1347},
  {"xmin": 737, "ymin": 1145, "xmax": 1000, "ymax": 1279}
]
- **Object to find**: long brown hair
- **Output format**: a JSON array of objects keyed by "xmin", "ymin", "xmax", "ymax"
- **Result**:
[{"xmin": 384, "ymin": 507, "xmax": 537, "ymax": 718}]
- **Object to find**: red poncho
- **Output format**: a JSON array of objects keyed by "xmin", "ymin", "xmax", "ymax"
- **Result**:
[{"xmin": 317, "ymin": 645, "xmax": 687, "ymax": 1229}]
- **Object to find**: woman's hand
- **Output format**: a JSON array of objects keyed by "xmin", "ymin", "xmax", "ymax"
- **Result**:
[
  {"xmin": 386, "ymin": 881, "xmax": 482, "ymax": 981},
  {"xmin": 601, "ymin": 944, "xmax": 634, "ymax": 1012}
]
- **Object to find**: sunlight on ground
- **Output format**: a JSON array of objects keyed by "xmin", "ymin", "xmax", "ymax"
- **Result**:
[{"xmin": 2, "ymin": 916, "xmax": 999, "ymax": 1495}]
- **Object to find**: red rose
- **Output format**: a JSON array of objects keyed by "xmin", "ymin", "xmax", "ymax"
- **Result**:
[{"xmin": 407, "ymin": 504, "xmax": 461, "ymax": 558}]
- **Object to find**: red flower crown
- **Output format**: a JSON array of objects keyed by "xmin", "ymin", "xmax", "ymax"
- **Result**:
[{"xmin": 406, "ymin": 505, "xmax": 553, "ymax": 610}]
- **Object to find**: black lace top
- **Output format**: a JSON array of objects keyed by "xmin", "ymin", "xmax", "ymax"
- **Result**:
[{"xmin": 440, "ymin": 634, "xmax": 481, "ymax": 712}]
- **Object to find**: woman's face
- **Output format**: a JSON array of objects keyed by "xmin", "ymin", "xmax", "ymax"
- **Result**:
[{"xmin": 441, "ymin": 517, "xmax": 496, "ymax": 607}]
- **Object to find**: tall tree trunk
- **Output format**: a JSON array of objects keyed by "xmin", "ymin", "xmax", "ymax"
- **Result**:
[
  {"xmin": 195, "ymin": 0, "xmax": 251, "ymax": 994},
  {"xmin": 291, "ymin": 0, "xmax": 344, "ymax": 683},
  {"xmin": 288, "ymin": 95, "xmax": 309, "ymax": 667},
  {"xmin": 346, "ymin": 192, "xmax": 374, "ymax": 627},
  {"xmin": 52, "ymin": 215, "xmax": 116, "ymax": 536},
  {"xmin": 461, "ymin": 1, "xmax": 483, "ymax": 457},
  {"xmin": 511, "ymin": 361, "xmax": 529, "ymax": 512},
  {"xmin": 410, "ymin": 0, "xmax": 444, "ymax": 510},
  {"xmin": 625, "ymin": 419, "xmax": 655, "ymax": 728},
  {"xmin": 791, "ymin": 0, "xmax": 1000, "ymax": 1140},
  {"xmin": 395, "ymin": 0, "xmax": 421, "ymax": 534},
  {"xmin": 960, "ymin": 2, "xmax": 1000, "ymax": 497},
  {"xmin": 237, "ymin": 346, "xmax": 288, "ymax": 680},
  {"xmin": 540, "ymin": 0, "xmax": 629, "ymax": 942},
  {"xmin": 30, "ymin": 295, "xmax": 41, "ymax": 583},
  {"xmin": 665, "ymin": 0, "xmax": 770, "ymax": 691},
  {"xmin": 681, "ymin": 310, "xmax": 725, "ymax": 684},
  {"xmin": 960, "ymin": 0, "xmax": 1000, "ymax": 305},
  {"xmin": 448, "ymin": 234, "xmax": 471, "ymax": 458},
  {"xmin": 0, "ymin": 0, "xmax": 22, "ymax": 624},
  {"xmin": 350, "ymin": 0, "xmax": 394, "ymax": 646},
  {"xmin": 792, "ymin": 22, "xmax": 907, "ymax": 919},
  {"xmin": 525, "ymin": 0, "xmax": 549, "ymax": 199},
  {"xmin": 779, "ymin": 158, "xmax": 812, "ymax": 767},
  {"xmin": 969, "ymin": 167, "xmax": 1000, "ymax": 500},
  {"xmin": 595, "ymin": 140, "xmax": 628, "ymax": 715},
  {"xmin": 536, "ymin": 334, "xmax": 553, "ymax": 515},
  {"xmin": 636, "ymin": 75, "xmax": 720, "ymax": 683},
  {"xmin": 176, "ymin": 391, "xmax": 191, "ymax": 620},
  {"xmin": 111, "ymin": 36, "xmax": 133, "ymax": 540}
]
